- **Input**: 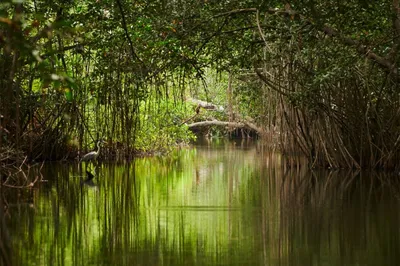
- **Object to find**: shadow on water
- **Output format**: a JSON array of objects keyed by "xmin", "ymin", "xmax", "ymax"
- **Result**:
[{"xmin": 2, "ymin": 141, "xmax": 400, "ymax": 265}]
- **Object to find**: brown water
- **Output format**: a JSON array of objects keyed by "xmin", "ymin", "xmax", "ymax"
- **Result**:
[{"xmin": 2, "ymin": 140, "xmax": 400, "ymax": 265}]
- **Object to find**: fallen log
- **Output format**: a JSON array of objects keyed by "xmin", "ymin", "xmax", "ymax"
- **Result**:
[
  {"xmin": 187, "ymin": 120, "xmax": 264, "ymax": 135},
  {"xmin": 185, "ymin": 98, "xmax": 265, "ymax": 135},
  {"xmin": 243, "ymin": 121, "xmax": 264, "ymax": 135},
  {"xmin": 188, "ymin": 120, "xmax": 245, "ymax": 128}
]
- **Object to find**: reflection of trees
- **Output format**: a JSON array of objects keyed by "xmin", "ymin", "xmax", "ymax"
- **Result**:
[
  {"xmin": 272, "ymin": 169, "xmax": 400, "ymax": 265},
  {"xmin": 6, "ymin": 148, "xmax": 400, "ymax": 265},
  {"xmin": 0, "ymin": 198, "xmax": 12, "ymax": 266}
]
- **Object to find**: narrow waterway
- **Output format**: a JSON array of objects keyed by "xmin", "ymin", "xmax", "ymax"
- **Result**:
[{"xmin": 3, "ymin": 140, "xmax": 400, "ymax": 265}]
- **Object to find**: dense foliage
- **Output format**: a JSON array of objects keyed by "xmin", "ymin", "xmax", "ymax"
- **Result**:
[{"xmin": 1, "ymin": 0, "xmax": 400, "ymax": 169}]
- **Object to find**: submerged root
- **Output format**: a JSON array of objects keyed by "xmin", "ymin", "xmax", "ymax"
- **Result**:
[{"xmin": 1, "ymin": 146, "xmax": 43, "ymax": 188}]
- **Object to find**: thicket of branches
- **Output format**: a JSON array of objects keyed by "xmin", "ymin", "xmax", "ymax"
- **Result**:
[{"xmin": 1, "ymin": 0, "xmax": 400, "ymax": 169}]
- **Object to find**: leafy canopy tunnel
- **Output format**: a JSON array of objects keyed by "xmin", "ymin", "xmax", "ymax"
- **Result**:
[{"xmin": 1, "ymin": 0, "xmax": 400, "ymax": 169}]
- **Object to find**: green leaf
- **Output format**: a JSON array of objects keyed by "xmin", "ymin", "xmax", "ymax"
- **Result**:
[{"xmin": 64, "ymin": 88, "xmax": 73, "ymax": 102}]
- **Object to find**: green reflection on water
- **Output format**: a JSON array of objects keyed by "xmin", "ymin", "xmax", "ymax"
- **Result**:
[{"xmin": 4, "ymin": 140, "xmax": 400, "ymax": 265}]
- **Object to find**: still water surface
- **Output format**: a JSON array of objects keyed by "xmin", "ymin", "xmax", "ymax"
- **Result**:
[{"xmin": 4, "ymin": 140, "xmax": 400, "ymax": 265}]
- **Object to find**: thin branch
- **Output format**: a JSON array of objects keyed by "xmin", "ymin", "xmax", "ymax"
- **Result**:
[
  {"xmin": 256, "ymin": 10, "xmax": 272, "ymax": 53},
  {"xmin": 196, "ymin": 17, "xmax": 229, "ymax": 55},
  {"xmin": 214, "ymin": 8, "xmax": 257, "ymax": 18},
  {"xmin": 115, "ymin": 0, "xmax": 146, "ymax": 71},
  {"xmin": 40, "ymin": 43, "xmax": 91, "ymax": 59},
  {"xmin": 220, "ymin": 25, "xmax": 277, "ymax": 35},
  {"xmin": 254, "ymin": 67, "xmax": 290, "ymax": 97}
]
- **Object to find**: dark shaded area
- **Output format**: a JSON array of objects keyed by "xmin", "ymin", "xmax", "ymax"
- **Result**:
[{"xmin": 0, "ymin": 195, "xmax": 12, "ymax": 266}]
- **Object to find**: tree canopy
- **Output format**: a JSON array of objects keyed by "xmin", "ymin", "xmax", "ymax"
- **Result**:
[{"xmin": 1, "ymin": 0, "xmax": 400, "ymax": 169}]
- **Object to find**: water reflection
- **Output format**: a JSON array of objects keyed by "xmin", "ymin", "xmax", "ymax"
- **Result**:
[{"xmin": 2, "ymin": 140, "xmax": 400, "ymax": 265}]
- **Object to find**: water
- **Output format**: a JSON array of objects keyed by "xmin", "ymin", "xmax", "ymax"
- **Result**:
[{"xmin": 2, "ymin": 140, "xmax": 400, "ymax": 265}]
